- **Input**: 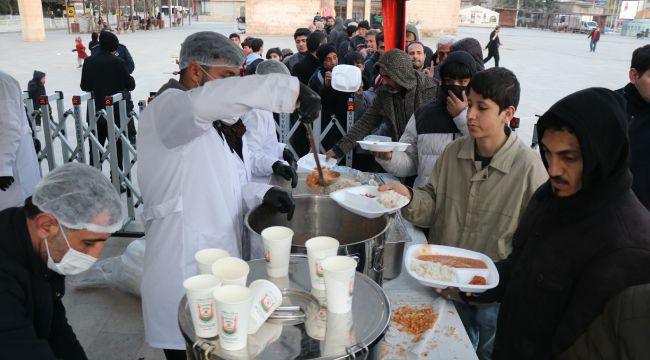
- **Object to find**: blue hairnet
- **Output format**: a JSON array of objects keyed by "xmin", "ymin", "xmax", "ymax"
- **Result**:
[
  {"xmin": 178, "ymin": 31, "xmax": 246, "ymax": 69},
  {"xmin": 31, "ymin": 163, "xmax": 124, "ymax": 233}
]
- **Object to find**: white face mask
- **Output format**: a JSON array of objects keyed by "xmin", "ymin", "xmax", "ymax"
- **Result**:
[{"xmin": 44, "ymin": 224, "xmax": 98, "ymax": 276}]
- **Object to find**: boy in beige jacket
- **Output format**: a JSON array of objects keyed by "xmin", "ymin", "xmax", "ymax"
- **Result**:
[{"xmin": 381, "ymin": 67, "xmax": 548, "ymax": 360}]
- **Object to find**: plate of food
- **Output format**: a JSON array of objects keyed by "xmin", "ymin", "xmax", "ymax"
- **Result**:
[
  {"xmin": 297, "ymin": 153, "xmax": 338, "ymax": 173},
  {"xmin": 405, "ymin": 244, "xmax": 499, "ymax": 293},
  {"xmin": 330, "ymin": 185, "xmax": 410, "ymax": 218},
  {"xmin": 356, "ymin": 141, "xmax": 411, "ymax": 152}
]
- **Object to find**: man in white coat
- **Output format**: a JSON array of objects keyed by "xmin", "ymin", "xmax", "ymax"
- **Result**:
[
  {"xmin": 136, "ymin": 31, "xmax": 320, "ymax": 359},
  {"xmin": 0, "ymin": 71, "xmax": 40, "ymax": 211}
]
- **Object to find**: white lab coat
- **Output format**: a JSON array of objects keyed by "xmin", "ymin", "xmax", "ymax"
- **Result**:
[
  {"xmin": 137, "ymin": 74, "xmax": 299, "ymax": 350},
  {"xmin": 241, "ymin": 109, "xmax": 287, "ymax": 184},
  {"xmin": 0, "ymin": 71, "xmax": 40, "ymax": 211}
]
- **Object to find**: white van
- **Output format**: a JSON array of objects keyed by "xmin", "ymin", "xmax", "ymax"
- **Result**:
[{"xmin": 580, "ymin": 21, "xmax": 598, "ymax": 34}]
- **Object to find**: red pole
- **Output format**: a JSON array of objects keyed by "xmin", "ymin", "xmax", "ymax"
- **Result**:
[{"xmin": 381, "ymin": 0, "xmax": 407, "ymax": 51}]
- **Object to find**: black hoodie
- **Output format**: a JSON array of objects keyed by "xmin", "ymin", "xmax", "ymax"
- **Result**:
[
  {"xmin": 27, "ymin": 71, "xmax": 46, "ymax": 110},
  {"xmin": 472, "ymin": 88, "xmax": 650, "ymax": 359}
]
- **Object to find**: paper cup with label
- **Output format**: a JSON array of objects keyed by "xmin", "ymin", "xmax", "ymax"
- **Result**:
[
  {"xmin": 305, "ymin": 236, "xmax": 339, "ymax": 290},
  {"xmin": 322, "ymin": 256, "xmax": 357, "ymax": 314},
  {"xmin": 248, "ymin": 280, "xmax": 283, "ymax": 334},
  {"xmin": 261, "ymin": 226, "xmax": 293, "ymax": 278},
  {"xmin": 213, "ymin": 285, "xmax": 253, "ymax": 351},
  {"xmin": 195, "ymin": 248, "xmax": 230, "ymax": 274},
  {"xmin": 183, "ymin": 274, "xmax": 222, "ymax": 338},
  {"xmin": 212, "ymin": 257, "xmax": 250, "ymax": 286}
]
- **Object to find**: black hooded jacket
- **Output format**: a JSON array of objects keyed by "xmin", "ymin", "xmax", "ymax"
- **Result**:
[
  {"xmin": 27, "ymin": 71, "xmax": 46, "ymax": 110},
  {"xmin": 616, "ymin": 82, "xmax": 650, "ymax": 210},
  {"xmin": 471, "ymin": 88, "xmax": 650, "ymax": 359}
]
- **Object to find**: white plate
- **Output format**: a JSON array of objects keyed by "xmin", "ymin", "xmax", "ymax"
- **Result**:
[
  {"xmin": 330, "ymin": 185, "xmax": 410, "ymax": 219},
  {"xmin": 296, "ymin": 153, "xmax": 338, "ymax": 173},
  {"xmin": 405, "ymin": 244, "xmax": 499, "ymax": 293},
  {"xmin": 356, "ymin": 141, "xmax": 411, "ymax": 152}
]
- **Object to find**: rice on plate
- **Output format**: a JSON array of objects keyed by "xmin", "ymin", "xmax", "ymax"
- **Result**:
[{"xmin": 378, "ymin": 190, "xmax": 408, "ymax": 208}]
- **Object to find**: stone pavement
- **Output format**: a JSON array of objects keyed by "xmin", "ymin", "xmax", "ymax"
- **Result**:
[{"xmin": 2, "ymin": 21, "xmax": 648, "ymax": 359}]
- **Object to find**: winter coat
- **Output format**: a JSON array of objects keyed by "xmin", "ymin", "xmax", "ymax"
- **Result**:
[
  {"xmin": 450, "ymin": 37, "xmax": 485, "ymax": 70},
  {"xmin": 115, "ymin": 44, "xmax": 135, "ymax": 74},
  {"xmin": 282, "ymin": 52, "xmax": 306, "ymax": 72},
  {"xmin": 333, "ymin": 49, "xmax": 437, "ymax": 155},
  {"xmin": 137, "ymin": 74, "xmax": 298, "ymax": 349},
  {"xmin": 403, "ymin": 129, "xmax": 548, "ymax": 261},
  {"xmin": 557, "ymin": 283, "xmax": 650, "ymax": 360},
  {"xmin": 616, "ymin": 83, "xmax": 650, "ymax": 210},
  {"xmin": 486, "ymin": 30, "xmax": 501, "ymax": 52},
  {"xmin": 27, "ymin": 71, "xmax": 46, "ymax": 111},
  {"xmin": 471, "ymin": 88, "xmax": 650, "ymax": 360},
  {"xmin": 73, "ymin": 42, "xmax": 88, "ymax": 59},
  {"xmin": 80, "ymin": 52, "xmax": 135, "ymax": 112},
  {"xmin": 292, "ymin": 53, "xmax": 320, "ymax": 85},
  {"xmin": 363, "ymin": 51, "xmax": 380, "ymax": 83},
  {"xmin": 0, "ymin": 207, "xmax": 87, "ymax": 359}
]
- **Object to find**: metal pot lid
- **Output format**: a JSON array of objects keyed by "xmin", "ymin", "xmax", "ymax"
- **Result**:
[{"xmin": 178, "ymin": 256, "xmax": 391, "ymax": 359}]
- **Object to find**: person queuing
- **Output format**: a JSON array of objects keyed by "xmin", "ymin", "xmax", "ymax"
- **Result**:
[
  {"xmin": 229, "ymin": 32, "xmax": 241, "ymax": 47},
  {"xmin": 308, "ymin": 44, "xmax": 338, "ymax": 93},
  {"xmin": 466, "ymin": 88, "xmax": 650, "ymax": 359},
  {"xmin": 351, "ymin": 20, "xmax": 370, "ymax": 50},
  {"xmin": 363, "ymin": 31, "xmax": 385, "ymax": 85},
  {"xmin": 405, "ymin": 24, "xmax": 434, "ymax": 69},
  {"xmin": 0, "ymin": 71, "xmax": 40, "ymax": 212},
  {"xmin": 242, "ymin": 60, "xmax": 298, "ymax": 185},
  {"xmin": 26, "ymin": 70, "xmax": 48, "ymax": 130},
  {"xmin": 245, "ymin": 38, "xmax": 264, "ymax": 74},
  {"xmin": 136, "ymin": 31, "xmax": 320, "ymax": 360},
  {"xmin": 337, "ymin": 22, "xmax": 358, "ymax": 60},
  {"xmin": 484, "ymin": 26, "xmax": 502, "ymax": 67},
  {"xmin": 374, "ymin": 51, "xmax": 478, "ymax": 188},
  {"xmin": 88, "ymin": 31, "xmax": 100, "ymax": 56},
  {"xmin": 326, "ymin": 49, "xmax": 437, "ymax": 161},
  {"xmin": 265, "ymin": 47, "xmax": 283, "ymax": 61},
  {"xmin": 407, "ymin": 41, "xmax": 427, "ymax": 73},
  {"xmin": 381, "ymin": 68, "xmax": 548, "ymax": 360},
  {"xmin": 616, "ymin": 45, "xmax": 650, "ymax": 210},
  {"xmin": 451, "ymin": 37, "xmax": 486, "ymax": 71},
  {"xmin": 0, "ymin": 163, "xmax": 124, "ymax": 359},
  {"xmin": 292, "ymin": 31, "xmax": 327, "ymax": 85},
  {"xmin": 427, "ymin": 35, "xmax": 456, "ymax": 83},
  {"xmin": 282, "ymin": 27, "xmax": 311, "ymax": 72}
]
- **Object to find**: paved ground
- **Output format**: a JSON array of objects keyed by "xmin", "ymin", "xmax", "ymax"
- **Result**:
[{"xmin": 2, "ymin": 21, "xmax": 649, "ymax": 359}]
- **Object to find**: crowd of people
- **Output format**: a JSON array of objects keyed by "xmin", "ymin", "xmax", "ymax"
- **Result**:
[{"xmin": 0, "ymin": 13, "xmax": 649, "ymax": 360}]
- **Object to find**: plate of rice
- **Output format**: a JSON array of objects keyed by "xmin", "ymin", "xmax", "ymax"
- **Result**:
[{"xmin": 330, "ymin": 185, "xmax": 410, "ymax": 218}]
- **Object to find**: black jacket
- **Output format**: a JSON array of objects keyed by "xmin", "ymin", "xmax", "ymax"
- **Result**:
[
  {"xmin": 27, "ymin": 71, "xmax": 47, "ymax": 110},
  {"xmin": 291, "ymin": 53, "xmax": 320, "ymax": 85},
  {"xmin": 486, "ymin": 30, "xmax": 501, "ymax": 52},
  {"xmin": 80, "ymin": 52, "xmax": 135, "ymax": 112},
  {"xmin": 0, "ymin": 207, "xmax": 87, "ymax": 359},
  {"xmin": 616, "ymin": 83, "xmax": 650, "ymax": 210},
  {"xmin": 471, "ymin": 88, "xmax": 650, "ymax": 359}
]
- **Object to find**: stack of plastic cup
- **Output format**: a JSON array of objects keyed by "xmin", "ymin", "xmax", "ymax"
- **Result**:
[{"xmin": 261, "ymin": 226, "xmax": 294, "ymax": 278}]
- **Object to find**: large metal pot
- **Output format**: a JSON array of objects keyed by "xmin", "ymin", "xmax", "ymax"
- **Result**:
[{"xmin": 245, "ymin": 196, "xmax": 390, "ymax": 285}]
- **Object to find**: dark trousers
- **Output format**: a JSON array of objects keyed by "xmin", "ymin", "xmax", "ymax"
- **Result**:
[
  {"xmin": 163, "ymin": 349, "xmax": 187, "ymax": 360},
  {"xmin": 484, "ymin": 50, "xmax": 500, "ymax": 67}
]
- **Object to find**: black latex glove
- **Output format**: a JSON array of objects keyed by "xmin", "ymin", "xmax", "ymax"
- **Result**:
[
  {"xmin": 0, "ymin": 176, "xmax": 14, "ymax": 191},
  {"xmin": 282, "ymin": 148, "xmax": 297, "ymax": 168},
  {"xmin": 297, "ymin": 83, "xmax": 321, "ymax": 123},
  {"xmin": 263, "ymin": 187, "xmax": 295, "ymax": 221},
  {"xmin": 272, "ymin": 161, "xmax": 298, "ymax": 188}
]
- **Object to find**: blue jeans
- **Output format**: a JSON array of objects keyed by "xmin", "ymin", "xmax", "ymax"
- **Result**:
[
  {"xmin": 590, "ymin": 40, "xmax": 598, "ymax": 52},
  {"xmin": 454, "ymin": 302, "xmax": 500, "ymax": 360}
]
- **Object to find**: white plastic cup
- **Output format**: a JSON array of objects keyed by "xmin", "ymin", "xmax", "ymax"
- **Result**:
[
  {"xmin": 211, "ymin": 257, "xmax": 250, "ymax": 286},
  {"xmin": 323, "ymin": 311, "xmax": 355, "ymax": 356},
  {"xmin": 213, "ymin": 285, "xmax": 253, "ymax": 351},
  {"xmin": 261, "ymin": 226, "xmax": 294, "ymax": 278},
  {"xmin": 322, "ymin": 256, "xmax": 357, "ymax": 314},
  {"xmin": 195, "ymin": 248, "xmax": 230, "ymax": 274},
  {"xmin": 248, "ymin": 280, "xmax": 283, "ymax": 334},
  {"xmin": 305, "ymin": 236, "xmax": 339, "ymax": 290},
  {"xmin": 183, "ymin": 274, "xmax": 222, "ymax": 338}
]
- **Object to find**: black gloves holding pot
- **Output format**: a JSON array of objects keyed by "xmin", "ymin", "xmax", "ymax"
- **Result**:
[
  {"xmin": 0, "ymin": 176, "xmax": 14, "ymax": 191},
  {"xmin": 297, "ymin": 83, "xmax": 321, "ymax": 123},
  {"xmin": 272, "ymin": 161, "xmax": 298, "ymax": 188},
  {"xmin": 263, "ymin": 187, "xmax": 295, "ymax": 221}
]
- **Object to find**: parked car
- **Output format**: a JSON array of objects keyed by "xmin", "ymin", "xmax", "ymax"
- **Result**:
[{"xmin": 580, "ymin": 21, "xmax": 598, "ymax": 34}]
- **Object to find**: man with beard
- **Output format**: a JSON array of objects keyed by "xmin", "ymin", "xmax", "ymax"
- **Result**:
[
  {"xmin": 282, "ymin": 27, "xmax": 311, "ymax": 72},
  {"xmin": 616, "ymin": 44, "xmax": 650, "ymax": 210},
  {"xmin": 407, "ymin": 41, "xmax": 427, "ymax": 73},
  {"xmin": 326, "ymin": 49, "xmax": 437, "ymax": 161},
  {"xmin": 465, "ymin": 88, "xmax": 650, "ymax": 359},
  {"xmin": 137, "ymin": 31, "xmax": 320, "ymax": 360}
]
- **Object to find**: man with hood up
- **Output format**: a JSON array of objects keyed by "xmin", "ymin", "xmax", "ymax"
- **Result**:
[
  {"xmin": 466, "ymin": 88, "xmax": 650, "ymax": 359},
  {"xmin": 27, "ymin": 70, "xmax": 48, "ymax": 129},
  {"xmin": 326, "ymin": 49, "xmax": 437, "ymax": 160},
  {"xmin": 450, "ymin": 37, "xmax": 485, "ymax": 71},
  {"xmin": 405, "ymin": 24, "xmax": 434, "ymax": 69}
]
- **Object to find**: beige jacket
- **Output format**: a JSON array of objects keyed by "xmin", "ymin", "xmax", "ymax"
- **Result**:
[{"xmin": 402, "ymin": 131, "xmax": 548, "ymax": 261}]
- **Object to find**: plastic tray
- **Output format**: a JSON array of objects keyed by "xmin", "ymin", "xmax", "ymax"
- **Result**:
[
  {"xmin": 356, "ymin": 141, "xmax": 410, "ymax": 152},
  {"xmin": 330, "ymin": 185, "xmax": 409, "ymax": 219}
]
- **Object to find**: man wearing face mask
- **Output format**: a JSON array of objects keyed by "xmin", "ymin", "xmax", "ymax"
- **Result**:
[
  {"xmin": 372, "ymin": 51, "xmax": 477, "ymax": 188},
  {"xmin": 137, "ymin": 31, "xmax": 320, "ymax": 360},
  {"xmin": 0, "ymin": 163, "xmax": 124, "ymax": 359}
]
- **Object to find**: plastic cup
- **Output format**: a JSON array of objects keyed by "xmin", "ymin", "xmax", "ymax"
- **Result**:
[
  {"xmin": 195, "ymin": 248, "xmax": 230, "ymax": 274},
  {"xmin": 183, "ymin": 274, "xmax": 222, "ymax": 338},
  {"xmin": 213, "ymin": 285, "xmax": 253, "ymax": 351},
  {"xmin": 212, "ymin": 257, "xmax": 250, "ymax": 286},
  {"xmin": 261, "ymin": 226, "xmax": 294, "ymax": 278},
  {"xmin": 305, "ymin": 236, "xmax": 339, "ymax": 290},
  {"xmin": 322, "ymin": 256, "xmax": 357, "ymax": 314},
  {"xmin": 248, "ymin": 280, "xmax": 283, "ymax": 334}
]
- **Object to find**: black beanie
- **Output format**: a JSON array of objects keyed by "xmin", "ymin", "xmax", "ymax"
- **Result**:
[
  {"xmin": 316, "ymin": 44, "xmax": 337, "ymax": 66},
  {"xmin": 100, "ymin": 31, "xmax": 119, "ymax": 52}
]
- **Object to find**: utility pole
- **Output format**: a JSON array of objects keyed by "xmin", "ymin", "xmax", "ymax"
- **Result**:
[{"xmin": 515, "ymin": 0, "xmax": 520, "ymax": 27}]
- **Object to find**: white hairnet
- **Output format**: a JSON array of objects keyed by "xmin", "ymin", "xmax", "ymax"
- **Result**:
[
  {"xmin": 32, "ymin": 163, "xmax": 124, "ymax": 233},
  {"xmin": 178, "ymin": 31, "xmax": 246, "ymax": 69},
  {"xmin": 256, "ymin": 60, "xmax": 290, "ymax": 76}
]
